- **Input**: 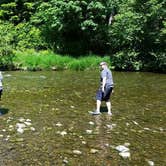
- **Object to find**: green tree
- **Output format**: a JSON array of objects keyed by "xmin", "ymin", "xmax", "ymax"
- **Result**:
[
  {"xmin": 0, "ymin": 0, "xmax": 43, "ymax": 24},
  {"xmin": 0, "ymin": 21, "xmax": 15, "ymax": 69},
  {"xmin": 32, "ymin": 0, "xmax": 118, "ymax": 55},
  {"xmin": 109, "ymin": 0, "xmax": 166, "ymax": 72}
]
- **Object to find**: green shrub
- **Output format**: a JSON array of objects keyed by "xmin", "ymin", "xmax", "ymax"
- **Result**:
[{"xmin": 111, "ymin": 50, "xmax": 142, "ymax": 71}]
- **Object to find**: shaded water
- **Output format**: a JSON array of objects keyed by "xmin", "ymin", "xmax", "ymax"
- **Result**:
[{"xmin": 0, "ymin": 71, "xmax": 165, "ymax": 165}]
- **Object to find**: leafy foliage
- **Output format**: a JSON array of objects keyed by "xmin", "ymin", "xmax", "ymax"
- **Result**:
[{"xmin": 0, "ymin": 0, "xmax": 165, "ymax": 72}]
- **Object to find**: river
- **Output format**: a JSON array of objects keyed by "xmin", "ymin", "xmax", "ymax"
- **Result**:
[{"xmin": 0, "ymin": 71, "xmax": 165, "ymax": 165}]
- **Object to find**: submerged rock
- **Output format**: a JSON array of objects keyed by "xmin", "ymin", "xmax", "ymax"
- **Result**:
[
  {"xmin": 119, "ymin": 151, "xmax": 130, "ymax": 159},
  {"xmin": 55, "ymin": 122, "xmax": 63, "ymax": 127},
  {"xmin": 63, "ymin": 159, "xmax": 69, "ymax": 164},
  {"xmin": 115, "ymin": 145, "xmax": 130, "ymax": 159},
  {"xmin": 90, "ymin": 149, "xmax": 99, "ymax": 154},
  {"xmin": 57, "ymin": 131, "xmax": 67, "ymax": 136},
  {"xmin": 17, "ymin": 127, "xmax": 24, "ymax": 134},
  {"xmin": 16, "ymin": 138, "xmax": 24, "ymax": 142},
  {"xmin": 89, "ymin": 121, "xmax": 95, "ymax": 125},
  {"xmin": 82, "ymin": 141, "xmax": 86, "ymax": 145},
  {"xmin": 86, "ymin": 130, "xmax": 93, "ymax": 134},
  {"xmin": 19, "ymin": 117, "xmax": 25, "ymax": 122},
  {"xmin": 124, "ymin": 142, "xmax": 130, "ymax": 147},
  {"xmin": 24, "ymin": 122, "xmax": 32, "ymax": 126},
  {"xmin": 115, "ymin": 145, "xmax": 129, "ymax": 152},
  {"xmin": 146, "ymin": 160, "xmax": 154, "ymax": 166},
  {"xmin": 73, "ymin": 150, "xmax": 82, "ymax": 155},
  {"xmin": 30, "ymin": 127, "xmax": 35, "ymax": 131},
  {"xmin": 16, "ymin": 123, "xmax": 26, "ymax": 129}
]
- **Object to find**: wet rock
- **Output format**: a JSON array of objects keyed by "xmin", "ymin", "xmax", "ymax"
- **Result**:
[
  {"xmin": 106, "ymin": 124, "xmax": 113, "ymax": 130},
  {"xmin": 9, "ymin": 125, "xmax": 14, "ymax": 128},
  {"xmin": 90, "ymin": 149, "xmax": 99, "ymax": 154},
  {"xmin": 115, "ymin": 145, "xmax": 130, "ymax": 159},
  {"xmin": 40, "ymin": 75, "xmax": 46, "ymax": 79},
  {"xmin": 82, "ymin": 141, "xmax": 86, "ymax": 145},
  {"xmin": 159, "ymin": 127, "xmax": 164, "ymax": 132},
  {"xmin": 124, "ymin": 142, "xmax": 130, "ymax": 147},
  {"xmin": 86, "ymin": 130, "xmax": 92, "ymax": 134},
  {"xmin": 4, "ymin": 74, "xmax": 12, "ymax": 77},
  {"xmin": 57, "ymin": 131, "xmax": 67, "ymax": 136},
  {"xmin": 63, "ymin": 159, "xmax": 69, "ymax": 164},
  {"xmin": 115, "ymin": 145, "xmax": 129, "ymax": 152},
  {"xmin": 146, "ymin": 160, "xmax": 154, "ymax": 166},
  {"xmin": 30, "ymin": 127, "xmax": 35, "ymax": 131},
  {"xmin": 4, "ymin": 135, "xmax": 10, "ymax": 141},
  {"xmin": 119, "ymin": 151, "xmax": 130, "ymax": 159},
  {"xmin": 17, "ymin": 128, "xmax": 24, "ymax": 134},
  {"xmin": 70, "ymin": 105, "xmax": 75, "ymax": 109},
  {"xmin": 24, "ymin": 122, "xmax": 32, "ymax": 126},
  {"xmin": 144, "ymin": 128, "xmax": 150, "ymax": 131},
  {"xmin": 16, "ymin": 123, "xmax": 26, "ymax": 134},
  {"xmin": 19, "ymin": 117, "xmax": 25, "ymax": 122},
  {"xmin": 89, "ymin": 121, "xmax": 94, "ymax": 125},
  {"xmin": 73, "ymin": 150, "xmax": 82, "ymax": 155},
  {"xmin": 132, "ymin": 121, "xmax": 139, "ymax": 125},
  {"xmin": 16, "ymin": 138, "xmax": 24, "ymax": 142},
  {"xmin": 16, "ymin": 123, "xmax": 26, "ymax": 129},
  {"xmin": 104, "ymin": 143, "xmax": 110, "ymax": 147},
  {"xmin": 55, "ymin": 122, "xmax": 63, "ymax": 127},
  {"xmin": 126, "ymin": 122, "xmax": 130, "ymax": 126}
]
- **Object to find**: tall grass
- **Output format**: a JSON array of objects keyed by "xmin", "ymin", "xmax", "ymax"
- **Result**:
[{"xmin": 13, "ymin": 49, "xmax": 111, "ymax": 71}]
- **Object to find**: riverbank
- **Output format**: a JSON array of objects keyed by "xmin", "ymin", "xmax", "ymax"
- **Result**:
[
  {"xmin": 1, "ymin": 49, "xmax": 165, "ymax": 73},
  {"xmin": 11, "ymin": 50, "xmax": 111, "ymax": 71}
]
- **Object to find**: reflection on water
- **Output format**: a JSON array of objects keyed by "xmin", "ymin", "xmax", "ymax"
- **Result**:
[{"xmin": 0, "ymin": 71, "xmax": 165, "ymax": 165}]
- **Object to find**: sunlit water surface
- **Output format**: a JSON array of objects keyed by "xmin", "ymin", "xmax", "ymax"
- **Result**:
[{"xmin": 0, "ymin": 71, "xmax": 165, "ymax": 165}]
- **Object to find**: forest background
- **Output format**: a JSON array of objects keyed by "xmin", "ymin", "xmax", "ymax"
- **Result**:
[{"xmin": 0, "ymin": 0, "xmax": 165, "ymax": 72}]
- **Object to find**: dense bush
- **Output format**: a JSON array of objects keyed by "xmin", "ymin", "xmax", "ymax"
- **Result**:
[
  {"xmin": 0, "ymin": 21, "xmax": 15, "ymax": 69},
  {"xmin": 111, "ymin": 50, "xmax": 142, "ymax": 71},
  {"xmin": 0, "ymin": 0, "xmax": 165, "ymax": 72}
]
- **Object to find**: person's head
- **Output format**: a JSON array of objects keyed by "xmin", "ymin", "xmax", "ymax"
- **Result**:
[{"xmin": 99, "ymin": 62, "xmax": 107, "ymax": 70}]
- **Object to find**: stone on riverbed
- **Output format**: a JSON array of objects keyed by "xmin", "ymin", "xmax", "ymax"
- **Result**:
[
  {"xmin": 73, "ymin": 150, "xmax": 82, "ymax": 155},
  {"xmin": 55, "ymin": 122, "xmax": 63, "ymax": 127},
  {"xmin": 115, "ymin": 145, "xmax": 130, "ymax": 159},
  {"xmin": 90, "ymin": 148, "xmax": 99, "ymax": 154},
  {"xmin": 86, "ymin": 130, "xmax": 93, "ymax": 134},
  {"xmin": 119, "ymin": 151, "xmax": 130, "ymax": 159},
  {"xmin": 146, "ymin": 159, "xmax": 154, "ymax": 166}
]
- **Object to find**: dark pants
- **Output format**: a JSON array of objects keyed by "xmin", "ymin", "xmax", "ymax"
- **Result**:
[{"xmin": 96, "ymin": 87, "xmax": 113, "ymax": 101}]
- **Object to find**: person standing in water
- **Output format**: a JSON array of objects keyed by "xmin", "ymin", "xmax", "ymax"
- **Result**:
[
  {"xmin": 0, "ymin": 71, "xmax": 3, "ymax": 100},
  {"xmin": 92, "ymin": 62, "xmax": 114, "ymax": 115}
]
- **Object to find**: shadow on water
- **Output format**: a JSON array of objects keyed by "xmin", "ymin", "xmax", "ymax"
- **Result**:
[
  {"xmin": 100, "ymin": 106, "xmax": 108, "ymax": 113},
  {"xmin": 0, "ymin": 107, "xmax": 9, "ymax": 115}
]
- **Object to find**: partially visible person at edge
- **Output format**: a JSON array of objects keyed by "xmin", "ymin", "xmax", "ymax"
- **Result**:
[
  {"xmin": 0, "ymin": 71, "xmax": 3, "ymax": 100},
  {"xmin": 92, "ymin": 62, "xmax": 114, "ymax": 115}
]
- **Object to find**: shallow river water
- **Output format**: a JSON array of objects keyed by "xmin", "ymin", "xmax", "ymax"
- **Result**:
[{"xmin": 0, "ymin": 71, "xmax": 165, "ymax": 165}]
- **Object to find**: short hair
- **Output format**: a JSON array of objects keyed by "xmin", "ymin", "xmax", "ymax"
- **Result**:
[{"xmin": 100, "ymin": 62, "xmax": 107, "ymax": 66}]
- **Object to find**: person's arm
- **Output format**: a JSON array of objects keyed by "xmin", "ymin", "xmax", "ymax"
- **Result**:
[
  {"xmin": 102, "ymin": 77, "xmax": 106, "ymax": 92},
  {"xmin": 0, "ymin": 73, "xmax": 3, "ymax": 81}
]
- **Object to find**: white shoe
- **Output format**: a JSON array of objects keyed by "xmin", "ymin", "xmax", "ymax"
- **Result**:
[
  {"xmin": 108, "ymin": 112, "xmax": 112, "ymax": 116},
  {"xmin": 89, "ymin": 111, "xmax": 101, "ymax": 115}
]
